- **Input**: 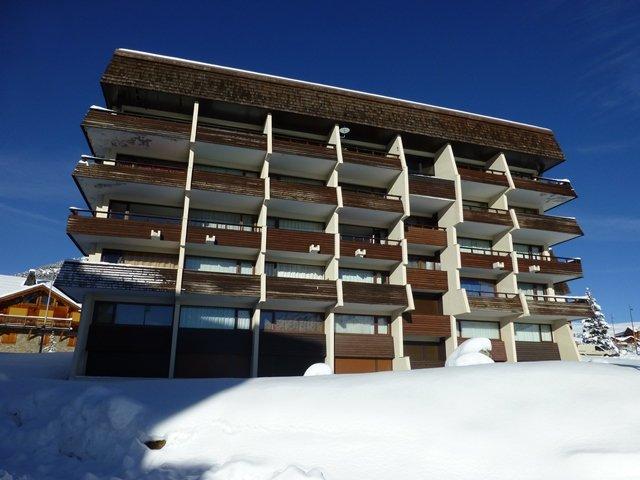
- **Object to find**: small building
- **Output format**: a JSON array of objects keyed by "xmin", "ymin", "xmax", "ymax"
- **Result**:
[{"xmin": 0, "ymin": 271, "xmax": 81, "ymax": 352}]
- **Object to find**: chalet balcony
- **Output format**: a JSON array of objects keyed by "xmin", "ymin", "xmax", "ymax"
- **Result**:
[
  {"xmin": 265, "ymin": 276, "xmax": 337, "ymax": 309},
  {"xmin": 516, "ymin": 253, "xmax": 583, "ymax": 283},
  {"xmin": 408, "ymin": 174, "xmax": 456, "ymax": 215},
  {"xmin": 54, "ymin": 260, "xmax": 176, "ymax": 301},
  {"xmin": 403, "ymin": 314, "xmax": 451, "ymax": 337},
  {"xmin": 340, "ymin": 281, "xmax": 409, "ymax": 313},
  {"xmin": 340, "ymin": 236, "xmax": 402, "ymax": 268},
  {"xmin": 509, "ymin": 172, "xmax": 577, "ymax": 211},
  {"xmin": 67, "ymin": 208, "xmax": 182, "ymax": 255},
  {"xmin": 460, "ymin": 204, "xmax": 512, "ymax": 236},
  {"xmin": 190, "ymin": 169, "xmax": 265, "ymax": 210},
  {"xmin": 524, "ymin": 295, "xmax": 591, "ymax": 320},
  {"xmin": 406, "ymin": 267, "xmax": 448, "ymax": 293},
  {"xmin": 463, "ymin": 290, "xmax": 523, "ymax": 318},
  {"xmin": 181, "ymin": 271, "xmax": 261, "ymax": 305},
  {"xmin": 267, "ymin": 228, "xmax": 334, "ymax": 262},
  {"xmin": 339, "ymin": 187, "xmax": 404, "ymax": 227},
  {"xmin": 73, "ymin": 157, "xmax": 187, "ymax": 209},
  {"xmin": 460, "ymin": 248, "xmax": 513, "ymax": 276},
  {"xmin": 186, "ymin": 220, "xmax": 262, "ymax": 255},
  {"xmin": 268, "ymin": 179, "xmax": 337, "ymax": 219},
  {"xmin": 404, "ymin": 225, "xmax": 447, "ymax": 254},
  {"xmin": 339, "ymin": 144, "xmax": 401, "ymax": 189},
  {"xmin": 514, "ymin": 212, "xmax": 583, "ymax": 246}
]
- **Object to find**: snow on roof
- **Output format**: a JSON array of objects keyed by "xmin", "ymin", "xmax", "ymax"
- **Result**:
[
  {"xmin": 0, "ymin": 274, "xmax": 80, "ymax": 308},
  {"xmin": 117, "ymin": 48, "xmax": 553, "ymax": 133}
]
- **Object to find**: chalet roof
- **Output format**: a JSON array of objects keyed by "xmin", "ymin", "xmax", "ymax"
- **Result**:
[
  {"xmin": 100, "ymin": 49, "xmax": 565, "ymax": 172},
  {"xmin": 0, "ymin": 274, "xmax": 80, "ymax": 309}
]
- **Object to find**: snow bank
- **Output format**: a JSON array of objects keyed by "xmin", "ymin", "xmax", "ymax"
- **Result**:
[
  {"xmin": 445, "ymin": 337, "xmax": 494, "ymax": 366},
  {"xmin": 1, "ymin": 357, "xmax": 639, "ymax": 479},
  {"xmin": 303, "ymin": 363, "xmax": 332, "ymax": 376},
  {"xmin": 0, "ymin": 353, "xmax": 72, "ymax": 380}
]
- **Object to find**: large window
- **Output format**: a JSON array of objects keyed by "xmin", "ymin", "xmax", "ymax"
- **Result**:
[
  {"xmin": 460, "ymin": 278, "xmax": 496, "ymax": 296},
  {"xmin": 267, "ymin": 217, "xmax": 324, "ymax": 232},
  {"xmin": 407, "ymin": 255, "xmax": 441, "ymax": 270},
  {"xmin": 260, "ymin": 310, "xmax": 324, "ymax": 333},
  {"xmin": 185, "ymin": 256, "xmax": 253, "ymax": 275},
  {"xmin": 93, "ymin": 302, "xmax": 173, "ymax": 327},
  {"xmin": 180, "ymin": 306, "xmax": 251, "ymax": 330},
  {"xmin": 518, "ymin": 282, "xmax": 546, "ymax": 299},
  {"xmin": 335, "ymin": 314, "xmax": 389, "ymax": 335},
  {"xmin": 189, "ymin": 209, "xmax": 256, "ymax": 231},
  {"xmin": 265, "ymin": 262, "xmax": 324, "ymax": 279},
  {"xmin": 458, "ymin": 237, "xmax": 492, "ymax": 253},
  {"xmin": 515, "ymin": 323, "xmax": 552, "ymax": 342},
  {"xmin": 514, "ymin": 243, "xmax": 544, "ymax": 259},
  {"xmin": 108, "ymin": 201, "xmax": 181, "ymax": 223},
  {"xmin": 458, "ymin": 320, "xmax": 500, "ymax": 340},
  {"xmin": 339, "ymin": 268, "xmax": 388, "ymax": 284}
]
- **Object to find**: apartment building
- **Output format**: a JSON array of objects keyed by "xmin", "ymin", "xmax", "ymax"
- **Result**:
[{"xmin": 54, "ymin": 49, "xmax": 590, "ymax": 378}]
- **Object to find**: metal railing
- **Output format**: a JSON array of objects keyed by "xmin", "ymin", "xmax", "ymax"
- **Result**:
[
  {"xmin": 462, "ymin": 204, "xmax": 509, "ymax": 215},
  {"xmin": 510, "ymin": 171, "xmax": 571, "ymax": 186},
  {"xmin": 516, "ymin": 252, "xmax": 579, "ymax": 263},
  {"xmin": 465, "ymin": 290, "xmax": 518, "ymax": 299},
  {"xmin": 339, "ymin": 234, "xmax": 401, "ymax": 246},
  {"xmin": 340, "ymin": 185, "xmax": 402, "ymax": 201},
  {"xmin": 525, "ymin": 294, "xmax": 588, "ymax": 303},
  {"xmin": 273, "ymin": 133, "xmax": 331, "ymax": 149},
  {"xmin": 342, "ymin": 144, "xmax": 398, "ymax": 158},
  {"xmin": 457, "ymin": 163, "xmax": 505, "ymax": 175},
  {"xmin": 404, "ymin": 223, "xmax": 447, "ymax": 232},
  {"xmin": 81, "ymin": 155, "xmax": 186, "ymax": 172},
  {"xmin": 459, "ymin": 246, "xmax": 510, "ymax": 256}
]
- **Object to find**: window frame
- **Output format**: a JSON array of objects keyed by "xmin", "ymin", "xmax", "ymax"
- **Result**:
[
  {"xmin": 179, "ymin": 306, "xmax": 252, "ymax": 330},
  {"xmin": 92, "ymin": 301, "xmax": 174, "ymax": 327}
]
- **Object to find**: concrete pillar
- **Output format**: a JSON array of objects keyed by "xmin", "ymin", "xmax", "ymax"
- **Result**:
[
  {"xmin": 553, "ymin": 320, "xmax": 580, "ymax": 361},
  {"xmin": 69, "ymin": 293, "xmax": 94, "ymax": 378},
  {"xmin": 324, "ymin": 310, "xmax": 335, "ymax": 370},
  {"xmin": 500, "ymin": 319, "xmax": 517, "ymax": 362},
  {"xmin": 250, "ymin": 308, "xmax": 262, "ymax": 377}
]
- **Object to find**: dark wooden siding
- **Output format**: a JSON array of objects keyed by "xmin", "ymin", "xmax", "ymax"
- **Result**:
[
  {"xmin": 460, "ymin": 252, "xmax": 512, "ymax": 271},
  {"xmin": 186, "ymin": 225, "xmax": 261, "ymax": 249},
  {"xmin": 191, "ymin": 170, "xmax": 265, "ymax": 197},
  {"xmin": 258, "ymin": 332, "xmax": 326, "ymax": 376},
  {"xmin": 196, "ymin": 124, "xmax": 266, "ymax": 150},
  {"xmin": 270, "ymin": 179, "xmax": 337, "ymax": 204},
  {"xmin": 517, "ymin": 257, "xmax": 583, "ymax": 277},
  {"xmin": 517, "ymin": 213, "xmax": 583, "ymax": 235},
  {"xmin": 457, "ymin": 166, "xmax": 509, "ymax": 187},
  {"xmin": 463, "ymin": 208, "xmax": 512, "ymax": 226},
  {"xmin": 406, "ymin": 268, "xmax": 448, "ymax": 292},
  {"xmin": 458, "ymin": 337, "xmax": 508, "ymax": 362},
  {"xmin": 526, "ymin": 300, "xmax": 591, "ymax": 317},
  {"xmin": 515, "ymin": 341, "xmax": 561, "ymax": 361},
  {"xmin": 404, "ymin": 226, "xmax": 447, "ymax": 247},
  {"xmin": 403, "ymin": 314, "xmax": 451, "ymax": 337},
  {"xmin": 341, "ymin": 148, "xmax": 401, "ymax": 169},
  {"xmin": 513, "ymin": 176, "xmax": 576, "ymax": 198},
  {"xmin": 73, "ymin": 162, "xmax": 186, "ymax": 188},
  {"xmin": 408, "ymin": 175, "xmax": 456, "ymax": 199},
  {"xmin": 272, "ymin": 136, "xmax": 337, "ymax": 160},
  {"xmin": 267, "ymin": 229, "xmax": 334, "ymax": 254},
  {"xmin": 334, "ymin": 333, "xmax": 394, "ymax": 358},
  {"xmin": 342, "ymin": 282, "xmax": 407, "ymax": 306},
  {"xmin": 181, "ymin": 271, "xmax": 261, "ymax": 297},
  {"xmin": 341, "ymin": 189, "xmax": 403, "ymax": 213},
  {"xmin": 83, "ymin": 108, "xmax": 191, "ymax": 138},
  {"xmin": 467, "ymin": 296, "xmax": 523, "ymax": 313},
  {"xmin": 340, "ymin": 240, "xmax": 402, "ymax": 261},
  {"xmin": 266, "ymin": 277, "xmax": 337, "ymax": 302},
  {"xmin": 67, "ymin": 215, "xmax": 182, "ymax": 242}
]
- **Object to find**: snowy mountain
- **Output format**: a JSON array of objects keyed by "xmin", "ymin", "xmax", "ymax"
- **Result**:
[{"xmin": 14, "ymin": 258, "xmax": 84, "ymax": 281}]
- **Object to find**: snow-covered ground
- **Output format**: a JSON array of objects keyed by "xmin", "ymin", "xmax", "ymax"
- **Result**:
[{"xmin": 1, "ymin": 354, "xmax": 639, "ymax": 480}]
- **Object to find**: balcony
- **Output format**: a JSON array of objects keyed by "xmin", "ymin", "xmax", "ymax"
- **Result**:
[
  {"xmin": 406, "ymin": 268, "xmax": 448, "ymax": 293},
  {"xmin": 341, "ymin": 281, "xmax": 408, "ymax": 313},
  {"xmin": 194, "ymin": 123, "xmax": 267, "ymax": 170},
  {"xmin": 181, "ymin": 271, "xmax": 261, "ymax": 304},
  {"xmin": 340, "ymin": 187, "xmax": 404, "ymax": 227},
  {"xmin": 463, "ymin": 291, "xmax": 523, "ymax": 318},
  {"xmin": 458, "ymin": 164, "xmax": 509, "ymax": 187},
  {"xmin": 340, "ymin": 236, "xmax": 402, "ymax": 268},
  {"xmin": 403, "ymin": 314, "xmax": 451, "ymax": 337},
  {"xmin": 459, "ymin": 205, "xmax": 512, "ymax": 237},
  {"xmin": 269, "ymin": 179, "xmax": 337, "ymax": 218},
  {"xmin": 525, "ymin": 295, "xmax": 591, "ymax": 320},
  {"xmin": 404, "ymin": 225, "xmax": 447, "ymax": 254},
  {"xmin": 342, "ymin": 145, "xmax": 401, "ymax": 170},
  {"xmin": 270, "ymin": 134, "xmax": 338, "ymax": 179},
  {"xmin": 509, "ymin": 172, "xmax": 577, "ymax": 211},
  {"xmin": 267, "ymin": 228, "xmax": 334, "ymax": 262},
  {"xmin": 514, "ymin": 212, "xmax": 583, "ymax": 246},
  {"xmin": 516, "ymin": 253, "xmax": 583, "ymax": 283},
  {"xmin": 186, "ymin": 221, "xmax": 262, "ymax": 255},
  {"xmin": 265, "ymin": 276, "xmax": 337, "ymax": 309},
  {"xmin": 54, "ymin": 260, "xmax": 176, "ymax": 300},
  {"xmin": 73, "ymin": 157, "xmax": 187, "ymax": 208},
  {"xmin": 339, "ymin": 145, "xmax": 401, "ymax": 189},
  {"xmin": 408, "ymin": 174, "xmax": 456, "ymax": 215},
  {"xmin": 67, "ymin": 209, "xmax": 182, "ymax": 255},
  {"xmin": 460, "ymin": 248, "xmax": 513, "ymax": 275},
  {"xmin": 190, "ymin": 169, "xmax": 265, "ymax": 211}
]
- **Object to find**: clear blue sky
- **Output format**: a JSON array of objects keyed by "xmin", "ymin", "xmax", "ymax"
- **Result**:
[{"xmin": 1, "ymin": 1, "xmax": 638, "ymax": 323}]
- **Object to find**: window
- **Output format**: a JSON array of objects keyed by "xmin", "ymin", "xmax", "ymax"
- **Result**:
[
  {"xmin": 267, "ymin": 217, "xmax": 324, "ymax": 232},
  {"xmin": 404, "ymin": 215, "xmax": 438, "ymax": 228},
  {"xmin": 339, "ymin": 268, "xmax": 388, "ymax": 284},
  {"xmin": 460, "ymin": 278, "xmax": 495, "ymax": 296},
  {"xmin": 189, "ymin": 209, "xmax": 256, "ymax": 231},
  {"xmin": 260, "ymin": 310, "xmax": 324, "ymax": 333},
  {"xmin": 458, "ymin": 320, "xmax": 500, "ymax": 339},
  {"xmin": 511, "ymin": 205, "xmax": 539, "ymax": 215},
  {"xmin": 195, "ymin": 164, "xmax": 259, "ymax": 177},
  {"xmin": 335, "ymin": 314, "xmax": 390, "ymax": 335},
  {"xmin": 515, "ymin": 323, "xmax": 553, "ymax": 342},
  {"xmin": 108, "ymin": 201, "xmax": 181, "ymax": 223},
  {"xmin": 185, "ymin": 256, "xmax": 253, "ymax": 275},
  {"xmin": 92, "ymin": 302, "xmax": 173, "ymax": 326},
  {"xmin": 518, "ymin": 282, "xmax": 546, "ymax": 299},
  {"xmin": 406, "ymin": 155, "xmax": 434, "ymax": 175},
  {"xmin": 514, "ymin": 243, "xmax": 544, "ymax": 259},
  {"xmin": 265, "ymin": 262, "xmax": 324, "ymax": 279},
  {"xmin": 458, "ymin": 237, "xmax": 492, "ymax": 253},
  {"xmin": 180, "ymin": 306, "xmax": 251, "ymax": 330},
  {"xmin": 407, "ymin": 255, "xmax": 440, "ymax": 270},
  {"xmin": 340, "ymin": 224, "xmax": 388, "ymax": 242}
]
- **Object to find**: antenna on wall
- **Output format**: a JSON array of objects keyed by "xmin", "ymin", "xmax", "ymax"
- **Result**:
[{"xmin": 339, "ymin": 127, "xmax": 350, "ymax": 139}]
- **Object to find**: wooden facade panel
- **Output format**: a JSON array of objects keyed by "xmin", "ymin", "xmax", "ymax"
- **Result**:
[
  {"xmin": 266, "ymin": 277, "xmax": 337, "ymax": 301},
  {"xmin": 513, "ymin": 176, "xmax": 576, "ymax": 198},
  {"xmin": 340, "ymin": 189, "xmax": 403, "ymax": 213},
  {"xmin": 191, "ymin": 170, "xmax": 264, "ymax": 197},
  {"xmin": 272, "ymin": 136, "xmax": 337, "ymax": 160},
  {"xmin": 259, "ymin": 332, "xmax": 326, "ymax": 357},
  {"xmin": 404, "ymin": 226, "xmax": 447, "ymax": 247},
  {"xmin": 458, "ymin": 166, "xmax": 509, "ymax": 187},
  {"xmin": 334, "ymin": 333, "xmax": 394, "ymax": 358},
  {"xmin": 340, "ymin": 240, "xmax": 402, "ymax": 261},
  {"xmin": 73, "ymin": 163, "xmax": 186, "ymax": 188},
  {"xmin": 403, "ymin": 314, "xmax": 451, "ymax": 337},
  {"xmin": 406, "ymin": 268, "xmax": 448, "ymax": 292},
  {"xmin": 515, "ymin": 341, "xmax": 561, "ymax": 362},
  {"xmin": 410, "ymin": 360, "xmax": 445, "ymax": 369},
  {"xmin": 517, "ymin": 257, "xmax": 583, "ymax": 276},
  {"xmin": 463, "ymin": 209, "xmax": 512, "ymax": 226},
  {"xmin": 341, "ymin": 282, "xmax": 407, "ymax": 306},
  {"xmin": 182, "ymin": 271, "xmax": 261, "ymax": 297},
  {"xmin": 267, "ymin": 229, "xmax": 334, "ymax": 254},
  {"xmin": 467, "ymin": 296, "xmax": 522, "ymax": 313},
  {"xmin": 67, "ymin": 215, "xmax": 182, "ymax": 242},
  {"xmin": 186, "ymin": 225, "xmax": 261, "ymax": 249},
  {"xmin": 334, "ymin": 357, "xmax": 392, "ymax": 373},
  {"xmin": 526, "ymin": 300, "xmax": 591, "ymax": 318},
  {"xmin": 83, "ymin": 108, "xmax": 191, "ymax": 138},
  {"xmin": 341, "ymin": 148, "xmax": 401, "ymax": 170},
  {"xmin": 517, "ymin": 213, "xmax": 583, "ymax": 235},
  {"xmin": 458, "ymin": 337, "xmax": 508, "ymax": 362},
  {"xmin": 270, "ymin": 179, "xmax": 337, "ymax": 205},
  {"xmin": 408, "ymin": 175, "xmax": 456, "ymax": 199},
  {"xmin": 460, "ymin": 252, "xmax": 513, "ymax": 271},
  {"xmin": 196, "ymin": 124, "xmax": 266, "ymax": 150}
]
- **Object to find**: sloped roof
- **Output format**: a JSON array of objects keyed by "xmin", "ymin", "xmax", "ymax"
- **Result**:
[{"xmin": 0, "ymin": 274, "xmax": 80, "ymax": 309}]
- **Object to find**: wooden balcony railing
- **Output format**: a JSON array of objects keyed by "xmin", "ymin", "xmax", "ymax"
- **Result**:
[
  {"xmin": 0, "ymin": 314, "xmax": 79, "ymax": 333},
  {"xmin": 460, "ymin": 248, "xmax": 513, "ymax": 271},
  {"xmin": 340, "ymin": 236, "xmax": 402, "ymax": 261},
  {"xmin": 186, "ymin": 221, "xmax": 262, "ymax": 249},
  {"xmin": 404, "ymin": 225, "xmax": 447, "ymax": 247},
  {"xmin": 511, "ymin": 172, "xmax": 577, "ymax": 198},
  {"xmin": 515, "ymin": 341, "xmax": 561, "ymax": 361},
  {"xmin": 465, "ymin": 290, "xmax": 522, "ymax": 312},
  {"xmin": 266, "ymin": 276, "xmax": 337, "ymax": 302},
  {"xmin": 341, "ymin": 282, "xmax": 408, "ymax": 306},
  {"xmin": 516, "ymin": 212, "xmax": 583, "ymax": 235},
  {"xmin": 267, "ymin": 228, "xmax": 334, "ymax": 255},
  {"xmin": 270, "ymin": 179, "xmax": 337, "ymax": 205},
  {"xmin": 191, "ymin": 169, "xmax": 265, "ymax": 197},
  {"xmin": 457, "ymin": 164, "xmax": 509, "ymax": 187},
  {"xmin": 182, "ymin": 271, "xmax": 261, "ymax": 297},
  {"xmin": 83, "ymin": 108, "xmax": 191, "ymax": 139},
  {"xmin": 406, "ymin": 268, "xmax": 448, "ymax": 292},
  {"xmin": 334, "ymin": 333, "xmax": 395, "ymax": 358},
  {"xmin": 272, "ymin": 134, "xmax": 337, "ymax": 160},
  {"xmin": 341, "ymin": 145, "xmax": 402, "ymax": 170},
  {"xmin": 517, "ymin": 254, "xmax": 583, "ymax": 277},
  {"xmin": 340, "ymin": 187, "xmax": 403, "ymax": 213},
  {"xmin": 73, "ymin": 157, "xmax": 187, "ymax": 188},
  {"xmin": 408, "ymin": 174, "xmax": 456, "ymax": 199},
  {"xmin": 462, "ymin": 204, "xmax": 512, "ymax": 226},
  {"xmin": 403, "ymin": 314, "xmax": 451, "ymax": 337},
  {"xmin": 525, "ymin": 295, "xmax": 591, "ymax": 317},
  {"xmin": 196, "ymin": 123, "xmax": 267, "ymax": 150}
]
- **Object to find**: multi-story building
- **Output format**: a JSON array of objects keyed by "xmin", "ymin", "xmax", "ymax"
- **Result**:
[{"xmin": 55, "ymin": 49, "xmax": 589, "ymax": 378}]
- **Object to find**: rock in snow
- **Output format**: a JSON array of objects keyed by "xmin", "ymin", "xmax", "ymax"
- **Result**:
[{"xmin": 0, "ymin": 353, "xmax": 639, "ymax": 479}]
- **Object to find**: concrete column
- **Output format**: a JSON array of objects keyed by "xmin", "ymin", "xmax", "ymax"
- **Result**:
[
  {"xmin": 250, "ymin": 307, "xmax": 262, "ymax": 377},
  {"xmin": 553, "ymin": 320, "xmax": 580, "ymax": 361},
  {"xmin": 500, "ymin": 319, "xmax": 518, "ymax": 362},
  {"xmin": 324, "ymin": 310, "xmax": 335, "ymax": 370},
  {"xmin": 69, "ymin": 293, "xmax": 94, "ymax": 378}
]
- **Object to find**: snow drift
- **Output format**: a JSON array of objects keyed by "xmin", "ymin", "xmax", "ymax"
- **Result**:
[
  {"xmin": 445, "ymin": 337, "xmax": 494, "ymax": 366},
  {"xmin": 0, "ymin": 353, "xmax": 639, "ymax": 480}
]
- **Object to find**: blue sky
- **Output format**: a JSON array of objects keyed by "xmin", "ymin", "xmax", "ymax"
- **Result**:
[{"xmin": 1, "ymin": 1, "xmax": 638, "ymax": 323}]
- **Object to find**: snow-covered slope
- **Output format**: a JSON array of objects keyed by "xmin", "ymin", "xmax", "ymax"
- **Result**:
[{"xmin": 0, "ymin": 354, "xmax": 639, "ymax": 480}]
